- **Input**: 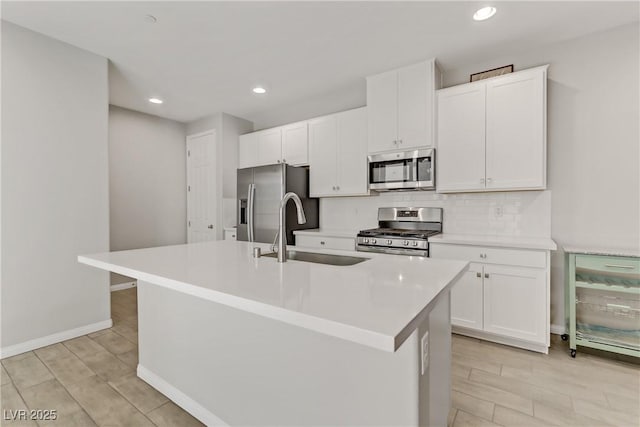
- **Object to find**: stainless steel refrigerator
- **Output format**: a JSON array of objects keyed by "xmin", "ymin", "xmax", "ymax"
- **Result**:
[{"xmin": 237, "ymin": 164, "xmax": 319, "ymax": 244}]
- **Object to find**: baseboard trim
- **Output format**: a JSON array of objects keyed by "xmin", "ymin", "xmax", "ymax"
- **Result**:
[
  {"xmin": 550, "ymin": 324, "xmax": 566, "ymax": 335},
  {"xmin": 137, "ymin": 365, "xmax": 228, "ymax": 426},
  {"xmin": 111, "ymin": 281, "xmax": 137, "ymax": 292},
  {"xmin": 0, "ymin": 319, "xmax": 112, "ymax": 359},
  {"xmin": 452, "ymin": 326, "xmax": 549, "ymax": 354}
]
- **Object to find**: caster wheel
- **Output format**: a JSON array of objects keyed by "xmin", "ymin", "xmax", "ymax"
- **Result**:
[
  {"xmin": 570, "ymin": 349, "xmax": 576, "ymax": 358},
  {"xmin": 561, "ymin": 334, "xmax": 568, "ymax": 341}
]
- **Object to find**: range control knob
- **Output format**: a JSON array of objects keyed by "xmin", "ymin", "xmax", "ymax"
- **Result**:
[
  {"xmin": 363, "ymin": 238, "xmax": 369, "ymax": 244},
  {"xmin": 371, "ymin": 239, "xmax": 377, "ymax": 244},
  {"xmin": 412, "ymin": 241, "xmax": 419, "ymax": 247},
  {"xmin": 403, "ymin": 240, "xmax": 409, "ymax": 246},
  {"xmin": 387, "ymin": 239, "xmax": 393, "ymax": 245}
]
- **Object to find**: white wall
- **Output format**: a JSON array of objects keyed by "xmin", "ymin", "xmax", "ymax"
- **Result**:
[
  {"xmin": 1, "ymin": 22, "xmax": 110, "ymax": 354},
  {"xmin": 109, "ymin": 106, "xmax": 187, "ymax": 252},
  {"xmin": 249, "ymin": 82, "xmax": 365, "ymax": 131},
  {"xmin": 186, "ymin": 113, "xmax": 253, "ymax": 235},
  {"xmin": 268, "ymin": 23, "xmax": 639, "ymax": 331},
  {"xmin": 440, "ymin": 23, "xmax": 640, "ymax": 328}
]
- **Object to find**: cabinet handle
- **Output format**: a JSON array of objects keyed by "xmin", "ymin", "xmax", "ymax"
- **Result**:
[
  {"xmin": 320, "ymin": 241, "xmax": 325, "ymax": 245},
  {"xmin": 393, "ymin": 140, "xmax": 398, "ymax": 145},
  {"xmin": 336, "ymin": 185, "xmax": 340, "ymax": 190},
  {"xmin": 282, "ymin": 158, "xmax": 286, "ymax": 163},
  {"xmin": 398, "ymin": 139, "xmax": 403, "ymax": 145},
  {"xmin": 332, "ymin": 186, "xmax": 336, "ymax": 190},
  {"xmin": 479, "ymin": 253, "xmax": 487, "ymax": 259},
  {"xmin": 277, "ymin": 160, "xmax": 281, "ymax": 163},
  {"xmin": 476, "ymin": 272, "xmax": 481, "ymax": 278},
  {"xmin": 604, "ymin": 264, "xmax": 635, "ymax": 269},
  {"xmin": 480, "ymin": 178, "xmax": 485, "ymax": 184},
  {"xmin": 485, "ymin": 273, "xmax": 490, "ymax": 279}
]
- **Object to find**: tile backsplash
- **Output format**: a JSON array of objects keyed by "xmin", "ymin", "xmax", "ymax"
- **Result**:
[{"xmin": 320, "ymin": 190, "xmax": 551, "ymax": 238}]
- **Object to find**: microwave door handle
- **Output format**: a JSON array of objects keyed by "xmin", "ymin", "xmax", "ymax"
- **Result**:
[{"xmin": 247, "ymin": 184, "xmax": 255, "ymax": 242}]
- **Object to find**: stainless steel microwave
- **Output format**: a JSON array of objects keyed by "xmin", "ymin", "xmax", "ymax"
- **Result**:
[{"xmin": 368, "ymin": 148, "xmax": 435, "ymax": 191}]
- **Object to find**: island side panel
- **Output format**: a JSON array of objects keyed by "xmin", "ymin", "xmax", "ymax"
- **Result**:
[
  {"xmin": 422, "ymin": 290, "xmax": 451, "ymax": 427},
  {"xmin": 136, "ymin": 280, "xmax": 423, "ymax": 426}
]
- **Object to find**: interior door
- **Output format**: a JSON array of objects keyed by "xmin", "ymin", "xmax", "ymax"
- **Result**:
[{"xmin": 187, "ymin": 130, "xmax": 217, "ymax": 243}]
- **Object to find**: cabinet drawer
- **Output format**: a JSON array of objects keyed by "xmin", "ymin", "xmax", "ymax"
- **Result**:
[
  {"xmin": 430, "ymin": 243, "xmax": 546, "ymax": 269},
  {"xmin": 295, "ymin": 235, "xmax": 355, "ymax": 251},
  {"xmin": 576, "ymin": 255, "xmax": 640, "ymax": 277}
]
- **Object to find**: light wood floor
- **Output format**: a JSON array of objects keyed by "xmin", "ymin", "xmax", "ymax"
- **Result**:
[{"xmin": 2, "ymin": 288, "xmax": 639, "ymax": 426}]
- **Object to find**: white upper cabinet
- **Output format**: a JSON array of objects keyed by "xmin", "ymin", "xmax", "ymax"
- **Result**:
[
  {"xmin": 238, "ymin": 122, "xmax": 308, "ymax": 168},
  {"xmin": 281, "ymin": 122, "xmax": 309, "ymax": 166},
  {"xmin": 485, "ymin": 70, "xmax": 546, "ymax": 190},
  {"xmin": 309, "ymin": 107, "xmax": 368, "ymax": 197},
  {"xmin": 436, "ymin": 83, "xmax": 486, "ymax": 192},
  {"xmin": 437, "ymin": 65, "xmax": 548, "ymax": 193},
  {"xmin": 367, "ymin": 59, "xmax": 440, "ymax": 154},
  {"xmin": 238, "ymin": 132, "xmax": 258, "ymax": 169},
  {"xmin": 257, "ymin": 128, "xmax": 283, "ymax": 166}
]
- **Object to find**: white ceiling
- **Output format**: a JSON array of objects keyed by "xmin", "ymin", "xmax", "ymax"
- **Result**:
[{"xmin": 3, "ymin": 1, "xmax": 638, "ymax": 124}]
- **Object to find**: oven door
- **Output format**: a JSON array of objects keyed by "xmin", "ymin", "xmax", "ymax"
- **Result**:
[{"xmin": 368, "ymin": 149, "xmax": 434, "ymax": 191}]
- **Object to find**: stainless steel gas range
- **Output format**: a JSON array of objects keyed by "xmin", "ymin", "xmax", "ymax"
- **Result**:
[{"xmin": 356, "ymin": 207, "xmax": 442, "ymax": 257}]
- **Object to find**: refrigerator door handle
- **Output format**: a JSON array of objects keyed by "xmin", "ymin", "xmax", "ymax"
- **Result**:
[{"xmin": 247, "ymin": 183, "xmax": 256, "ymax": 242}]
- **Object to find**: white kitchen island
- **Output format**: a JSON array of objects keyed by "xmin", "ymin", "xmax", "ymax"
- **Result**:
[{"xmin": 79, "ymin": 241, "xmax": 468, "ymax": 426}]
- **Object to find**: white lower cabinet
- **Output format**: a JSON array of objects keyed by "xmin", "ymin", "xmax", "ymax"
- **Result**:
[
  {"xmin": 223, "ymin": 228, "xmax": 237, "ymax": 241},
  {"xmin": 450, "ymin": 263, "xmax": 484, "ymax": 330},
  {"xmin": 431, "ymin": 243, "xmax": 550, "ymax": 353}
]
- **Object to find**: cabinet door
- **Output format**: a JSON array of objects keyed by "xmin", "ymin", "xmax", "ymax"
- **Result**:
[
  {"xmin": 238, "ymin": 133, "xmax": 258, "ymax": 169},
  {"xmin": 450, "ymin": 263, "xmax": 484, "ymax": 330},
  {"xmin": 336, "ymin": 108, "xmax": 368, "ymax": 196},
  {"xmin": 308, "ymin": 115, "xmax": 338, "ymax": 197},
  {"xmin": 485, "ymin": 69, "xmax": 546, "ymax": 190},
  {"xmin": 282, "ymin": 122, "xmax": 308, "ymax": 166},
  {"xmin": 367, "ymin": 70, "xmax": 398, "ymax": 154},
  {"xmin": 256, "ymin": 128, "xmax": 282, "ymax": 166},
  {"xmin": 483, "ymin": 264, "xmax": 546, "ymax": 344},
  {"xmin": 436, "ymin": 84, "xmax": 486, "ymax": 192},
  {"xmin": 397, "ymin": 61, "xmax": 430, "ymax": 149}
]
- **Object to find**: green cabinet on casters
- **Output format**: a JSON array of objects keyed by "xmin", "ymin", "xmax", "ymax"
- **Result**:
[{"xmin": 564, "ymin": 250, "xmax": 640, "ymax": 358}]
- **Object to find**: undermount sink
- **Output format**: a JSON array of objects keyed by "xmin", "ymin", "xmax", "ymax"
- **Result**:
[{"xmin": 262, "ymin": 250, "xmax": 369, "ymax": 266}]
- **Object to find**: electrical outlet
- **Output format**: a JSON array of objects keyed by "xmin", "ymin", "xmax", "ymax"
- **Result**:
[
  {"xmin": 421, "ymin": 331, "xmax": 429, "ymax": 375},
  {"xmin": 494, "ymin": 206, "xmax": 504, "ymax": 218}
]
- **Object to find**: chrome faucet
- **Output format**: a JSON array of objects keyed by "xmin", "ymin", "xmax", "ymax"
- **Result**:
[{"xmin": 277, "ymin": 192, "xmax": 306, "ymax": 262}]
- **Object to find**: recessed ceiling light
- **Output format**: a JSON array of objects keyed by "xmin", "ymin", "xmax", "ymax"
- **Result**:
[
  {"xmin": 144, "ymin": 14, "xmax": 157, "ymax": 24},
  {"xmin": 252, "ymin": 87, "xmax": 267, "ymax": 94},
  {"xmin": 473, "ymin": 6, "xmax": 497, "ymax": 21},
  {"xmin": 149, "ymin": 98, "xmax": 163, "ymax": 104}
]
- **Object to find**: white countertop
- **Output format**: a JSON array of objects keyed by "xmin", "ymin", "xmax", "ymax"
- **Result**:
[
  {"xmin": 563, "ymin": 246, "xmax": 640, "ymax": 258},
  {"xmin": 79, "ymin": 241, "xmax": 467, "ymax": 352},
  {"xmin": 430, "ymin": 233, "xmax": 557, "ymax": 250},
  {"xmin": 293, "ymin": 228, "xmax": 359, "ymax": 238}
]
